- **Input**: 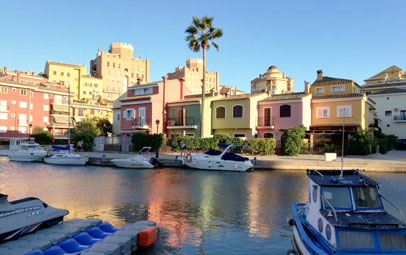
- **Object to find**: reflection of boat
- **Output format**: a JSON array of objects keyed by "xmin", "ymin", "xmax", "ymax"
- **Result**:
[
  {"xmin": 0, "ymin": 193, "xmax": 68, "ymax": 242},
  {"xmin": 184, "ymin": 144, "xmax": 253, "ymax": 172},
  {"xmin": 8, "ymin": 142, "xmax": 47, "ymax": 162},
  {"xmin": 289, "ymin": 169, "xmax": 406, "ymax": 255},
  {"xmin": 111, "ymin": 147, "xmax": 154, "ymax": 169},
  {"xmin": 44, "ymin": 153, "xmax": 88, "ymax": 166}
]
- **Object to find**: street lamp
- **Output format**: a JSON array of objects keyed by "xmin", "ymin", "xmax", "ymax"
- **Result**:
[
  {"xmin": 28, "ymin": 124, "xmax": 32, "ymax": 142},
  {"xmin": 155, "ymin": 119, "xmax": 160, "ymax": 134}
]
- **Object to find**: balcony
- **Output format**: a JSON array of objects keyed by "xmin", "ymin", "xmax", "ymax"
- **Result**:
[
  {"xmin": 257, "ymin": 117, "xmax": 275, "ymax": 129},
  {"xmin": 167, "ymin": 117, "xmax": 197, "ymax": 129},
  {"xmin": 394, "ymin": 115, "xmax": 406, "ymax": 123},
  {"xmin": 132, "ymin": 117, "xmax": 149, "ymax": 129}
]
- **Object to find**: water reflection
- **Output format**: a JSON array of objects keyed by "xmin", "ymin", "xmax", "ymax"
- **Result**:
[{"xmin": 1, "ymin": 160, "xmax": 406, "ymax": 254}]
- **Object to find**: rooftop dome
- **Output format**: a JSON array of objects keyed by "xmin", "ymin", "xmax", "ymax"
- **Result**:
[{"xmin": 267, "ymin": 65, "xmax": 278, "ymax": 71}]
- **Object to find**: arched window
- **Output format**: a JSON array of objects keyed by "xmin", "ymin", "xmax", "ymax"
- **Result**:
[
  {"xmin": 280, "ymin": 105, "xmax": 291, "ymax": 117},
  {"xmin": 233, "ymin": 105, "xmax": 243, "ymax": 118},
  {"xmin": 216, "ymin": 106, "xmax": 225, "ymax": 119},
  {"xmin": 263, "ymin": 133, "xmax": 274, "ymax": 138}
]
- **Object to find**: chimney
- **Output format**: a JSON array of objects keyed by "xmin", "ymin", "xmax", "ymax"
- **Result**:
[
  {"xmin": 259, "ymin": 74, "xmax": 262, "ymax": 79},
  {"xmin": 283, "ymin": 72, "xmax": 285, "ymax": 78},
  {"xmin": 137, "ymin": 78, "xmax": 141, "ymax": 85},
  {"xmin": 32, "ymin": 72, "xmax": 35, "ymax": 76},
  {"xmin": 304, "ymin": 81, "xmax": 310, "ymax": 94},
  {"xmin": 317, "ymin": 70, "xmax": 323, "ymax": 81}
]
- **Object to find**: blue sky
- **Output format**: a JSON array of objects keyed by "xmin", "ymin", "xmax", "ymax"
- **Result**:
[{"xmin": 0, "ymin": 0, "xmax": 405, "ymax": 92}]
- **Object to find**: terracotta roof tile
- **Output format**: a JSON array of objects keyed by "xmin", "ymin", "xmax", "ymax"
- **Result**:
[{"xmin": 312, "ymin": 93, "xmax": 364, "ymax": 99}]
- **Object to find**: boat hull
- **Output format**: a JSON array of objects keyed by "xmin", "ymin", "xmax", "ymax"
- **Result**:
[
  {"xmin": 44, "ymin": 157, "xmax": 87, "ymax": 165},
  {"xmin": 185, "ymin": 160, "xmax": 252, "ymax": 171},
  {"xmin": 111, "ymin": 160, "xmax": 154, "ymax": 169},
  {"xmin": 9, "ymin": 152, "xmax": 47, "ymax": 162}
]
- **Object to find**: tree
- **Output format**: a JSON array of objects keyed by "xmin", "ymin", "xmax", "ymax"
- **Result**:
[
  {"xmin": 70, "ymin": 120, "xmax": 101, "ymax": 151},
  {"xmin": 281, "ymin": 125, "xmax": 306, "ymax": 156},
  {"xmin": 32, "ymin": 126, "xmax": 52, "ymax": 145},
  {"xmin": 96, "ymin": 119, "xmax": 112, "ymax": 136},
  {"xmin": 185, "ymin": 16, "xmax": 223, "ymax": 137}
]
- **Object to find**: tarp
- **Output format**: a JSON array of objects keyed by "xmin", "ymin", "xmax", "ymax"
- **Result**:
[{"xmin": 52, "ymin": 145, "xmax": 70, "ymax": 151}]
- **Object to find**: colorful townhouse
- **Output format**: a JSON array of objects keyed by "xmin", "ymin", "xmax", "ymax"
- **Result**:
[
  {"xmin": 257, "ymin": 90, "xmax": 312, "ymax": 144},
  {"xmin": 310, "ymin": 70, "xmax": 375, "ymax": 131},
  {"xmin": 119, "ymin": 78, "xmax": 185, "ymax": 135},
  {"xmin": 211, "ymin": 93, "xmax": 268, "ymax": 138},
  {"xmin": 166, "ymin": 93, "xmax": 221, "ymax": 137}
]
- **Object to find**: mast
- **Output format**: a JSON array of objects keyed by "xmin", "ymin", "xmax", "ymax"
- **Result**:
[
  {"xmin": 339, "ymin": 123, "xmax": 344, "ymax": 179},
  {"xmin": 68, "ymin": 84, "xmax": 71, "ymax": 147}
]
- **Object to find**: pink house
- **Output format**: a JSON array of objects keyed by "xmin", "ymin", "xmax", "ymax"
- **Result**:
[
  {"xmin": 120, "ymin": 77, "xmax": 184, "ymax": 135},
  {"xmin": 257, "ymin": 92, "xmax": 312, "ymax": 145}
]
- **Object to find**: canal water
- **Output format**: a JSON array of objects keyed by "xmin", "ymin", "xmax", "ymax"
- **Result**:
[{"xmin": 0, "ymin": 157, "xmax": 405, "ymax": 255}]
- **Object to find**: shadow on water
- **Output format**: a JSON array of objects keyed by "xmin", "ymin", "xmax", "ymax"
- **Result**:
[{"xmin": 1, "ymin": 160, "xmax": 406, "ymax": 254}]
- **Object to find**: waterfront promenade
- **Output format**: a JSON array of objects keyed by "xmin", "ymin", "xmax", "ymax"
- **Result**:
[{"xmin": 85, "ymin": 150, "xmax": 406, "ymax": 172}]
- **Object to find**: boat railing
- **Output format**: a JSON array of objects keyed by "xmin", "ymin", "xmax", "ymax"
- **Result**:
[
  {"xmin": 314, "ymin": 170, "xmax": 324, "ymax": 183},
  {"xmin": 321, "ymin": 194, "xmax": 338, "ymax": 222},
  {"xmin": 380, "ymin": 194, "xmax": 405, "ymax": 224}
]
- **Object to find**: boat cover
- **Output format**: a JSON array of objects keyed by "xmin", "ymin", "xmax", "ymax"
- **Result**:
[
  {"xmin": 52, "ymin": 145, "xmax": 71, "ymax": 151},
  {"xmin": 221, "ymin": 152, "xmax": 249, "ymax": 162},
  {"xmin": 204, "ymin": 149, "xmax": 222, "ymax": 156}
]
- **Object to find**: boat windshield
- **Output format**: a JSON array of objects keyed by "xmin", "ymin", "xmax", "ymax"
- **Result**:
[
  {"xmin": 353, "ymin": 186, "xmax": 381, "ymax": 209},
  {"xmin": 322, "ymin": 187, "xmax": 352, "ymax": 210}
]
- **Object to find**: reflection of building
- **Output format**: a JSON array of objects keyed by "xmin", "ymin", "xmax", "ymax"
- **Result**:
[
  {"xmin": 167, "ymin": 58, "xmax": 219, "ymax": 94},
  {"xmin": 90, "ymin": 42, "xmax": 150, "ymax": 101},
  {"xmin": 251, "ymin": 66, "xmax": 294, "ymax": 94}
]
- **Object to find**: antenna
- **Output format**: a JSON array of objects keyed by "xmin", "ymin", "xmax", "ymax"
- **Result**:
[{"xmin": 339, "ymin": 123, "xmax": 344, "ymax": 179}]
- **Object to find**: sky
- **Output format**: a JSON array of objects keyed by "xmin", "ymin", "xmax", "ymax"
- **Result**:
[{"xmin": 0, "ymin": 0, "xmax": 405, "ymax": 93}]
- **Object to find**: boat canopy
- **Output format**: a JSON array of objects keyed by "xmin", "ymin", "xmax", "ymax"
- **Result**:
[{"xmin": 307, "ymin": 169, "xmax": 378, "ymax": 187}]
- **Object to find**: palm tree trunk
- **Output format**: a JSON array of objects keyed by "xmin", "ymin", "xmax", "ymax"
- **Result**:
[{"xmin": 201, "ymin": 47, "xmax": 206, "ymax": 138}]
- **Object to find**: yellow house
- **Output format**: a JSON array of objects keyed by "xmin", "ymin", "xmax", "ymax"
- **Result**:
[
  {"xmin": 79, "ymin": 75, "xmax": 103, "ymax": 102},
  {"xmin": 310, "ymin": 70, "xmax": 375, "ymax": 131},
  {"xmin": 211, "ymin": 93, "xmax": 267, "ymax": 138}
]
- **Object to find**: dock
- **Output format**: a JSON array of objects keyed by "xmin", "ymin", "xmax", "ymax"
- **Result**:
[{"xmin": 0, "ymin": 219, "xmax": 158, "ymax": 255}]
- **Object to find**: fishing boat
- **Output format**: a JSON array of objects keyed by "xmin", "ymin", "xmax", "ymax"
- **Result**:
[
  {"xmin": 44, "ymin": 153, "xmax": 88, "ymax": 166},
  {"xmin": 111, "ymin": 147, "xmax": 155, "ymax": 169},
  {"xmin": 184, "ymin": 143, "xmax": 253, "ymax": 172},
  {"xmin": 8, "ymin": 142, "xmax": 47, "ymax": 162},
  {"xmin": 289, "ymin": 169, "xmax": 406, "ymax": 255},
  {"xmin": 0, "ymin": 193, "xmax": 68, "ymax": 242}
]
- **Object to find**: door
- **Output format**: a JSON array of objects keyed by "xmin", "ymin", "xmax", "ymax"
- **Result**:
[
  {"xmin": 264, "ymin": 108, "xmax": 271, "ymax": 126},
  {"xmin": 138, "ymin": 107, "xmax": 146, "ymax": 126}
]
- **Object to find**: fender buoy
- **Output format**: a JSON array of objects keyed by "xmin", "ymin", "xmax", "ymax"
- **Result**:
[{"xmin": 185, "ymin": 153, "xmax": 192, "ymax": 162}]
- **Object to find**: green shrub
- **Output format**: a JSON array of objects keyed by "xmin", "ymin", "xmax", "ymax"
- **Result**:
[
  {"xmin": 281, "ymin": 125, "xmax": 306, "ymax": 156},
  {"xmin": 131, "ymin": 133, "xmax": 164, "ymax": 152},
  {"xmin": 32, "ymin": 127, "xmax": 52, "ymax": 145},
  {"xmin": 243, "ymin": 138, "xmax": 276, "ymax": 155},
  {"xmin": 71, "ymin": 120, "xmax": 101, "ymax": 151},
  {"xmin": 347, "ymin": 130, "xmax": 377, "ymax": 155}
]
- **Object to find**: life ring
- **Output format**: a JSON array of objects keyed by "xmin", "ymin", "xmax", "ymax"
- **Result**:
[{"xmin": 185, "ymin": 153, "xmax": 192, "ymax": 162}]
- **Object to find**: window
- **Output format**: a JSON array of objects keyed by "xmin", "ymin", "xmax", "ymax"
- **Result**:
[
  {"xmin": 107, "ymin": 62, "xmax": 110, "ymax": 67},
  {"xmin": 20, "ymin": 89, "xmax": 27, "ymax": 96},
  {"xmin": 0, "ymin": 113, "xmax": 7, "ymax": 120},
  {"xmin": 0, "ymin": 100, "xmax": 7, "ymax": 112},
  {"xmin": 337, "ymin": 105, "xmax": 352, "ymax": 118},
  {"xmin": 322, "ymin": 187, "xmax": 351, "ymax": 209},
  {"xmin": 1, "ymin": 86, "xmax": 8, "ymax": 93},
  {"xmin": 332, "ymin": 86, "xmax": 345, "ymax": 93},
  {"xmin": 385, "ymin": 111, "xmax": 392, "ymax": 117},
  {"xmin": 380, "ymin": 234, "xmax": 406, "ymax": 249},
  {"xmin": 125, "ymin": 109, "xmax": 134, "ymax": 119},
  {"xmin": 78, "ymin": 109, "xmax": 84, "ymax": 116},
  {"xmin": 316, "ymin": 87, "xmax": 324, "ymax": 94},
  {"xmin": 61, "ymin": 72, "xmax": 64, "ymax": 76},
  {"xmin": 30, "ymin": 115, "xmax": 32, "ymax": 122},
  {"xmin": 19, "ymin": 101, "xmax": 27, "ymax": 108},
  {"xmin": 316, "ymin": 107, "xmax": 330, "ymax": 118},
  {"xmin": 30, "ymin": 104, "xmax": 33, "ymax": 110},
  {"xmin": 216, "ymin": 106, "xmax": 226, "ymax": 118},
  {"xmin": 43, "ymin": 105, "xmax": 49, "ymax": 111},
  {"xmin": 18, "ymin": 114, "xmax": 27, "ymax": 124},
  {"xmin": 44, "ymin": 93, "xmax": 48, "ymax": 99},
  {"xmin": 264, "ymin": 108, "xmax": 272, "ymax": 126},
  {"xmin": 338, "ymin": 231, "xmax": 374, "ymax": 249},
  {"xmin": 118, "ymin": 64, "xmax": 121, "ymax": 69},
  {"xmin": 43, "ymin": 116, "xmax": 48, "ymax": 123},
  {"xmin": 232, "ymin": 105, "xmax": 243, "ymax": 118},
  {"xmin": 11, "ymin": 100, "xmax": 16, "ymax": 105},
  {"xmin": 353, "ymin": 187, "xmax": 381, "ymax": 209},
  {"xmin": 263, "ymin": 133, "xmax": 274, "ymax": 138},
  {"xmin": 67, "ymin": 72, "xmax": 70, "ymax": 77},
  {"xmin": 18, "ymin": 127, "xmax": 26, "ymax": 134},
  {"xmin": 280, "ymin": 105, "xmax": 291, "ymax": 117},
  {"xmin": 234, "ymin": 133, "xmax": 246, "ymax": 138},
  {"xmin": 12, "ymin": 88, "xmax": 16, "ymax": 92},
  {"xmin": 0, "ymin": 126, "xmax": 6, "ymax": 133},
  {"xmin": 83, "ymin": 91, "xmax": 86, "ymax": 95},
  {"xmin": 113, "ymin": 63, "xmax": 115, "ymax": 68}
]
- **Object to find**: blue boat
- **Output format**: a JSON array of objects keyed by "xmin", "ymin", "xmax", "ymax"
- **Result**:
[{"xmin": 289, "ymin": 169, "xmax": 406, "ymax": 255}]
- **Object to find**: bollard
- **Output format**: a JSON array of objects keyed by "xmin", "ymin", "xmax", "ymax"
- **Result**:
[
  {"xmin": 254, "ymin": 157, "xmax": 257, "ymax": 165},
  {"xmin": 175, "ymin": 155, "xmax": 178, "ymax": 163}
]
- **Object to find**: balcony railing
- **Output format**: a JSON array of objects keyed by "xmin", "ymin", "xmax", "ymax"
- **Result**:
[
  {"xmin": 257, "ymin": 117, "xmax": 274, "ymax": 127},
  {"xmin": 132, "ymin": 117, "xmax": 149, "ymax": 128},
  {"xmin": 167, "ymin": 117, "xmax": 195, "ymax": 127},
  {"xmin": 394, "ymin": 115, "xmax": 406, "ymax": 122}
]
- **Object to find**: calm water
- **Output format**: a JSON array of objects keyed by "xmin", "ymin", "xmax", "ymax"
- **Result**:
[{"xmin": 0, "ymin": 157, "xmax": 405, "ymax": 255}]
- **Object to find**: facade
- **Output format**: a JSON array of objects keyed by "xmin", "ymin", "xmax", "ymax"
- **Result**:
[
  {"xmin": 257, "ymin": 92, "xmax": 312, "ymax": 144},
  {"xmin": 310, "ymin": 70, "xmax": 374, "ymax": 131},
  {"xmin": 362, "ymin": 65, "xmax": 405, "ymax": 94},
  {"xmin": 211, "ymin": 93, "xmax": 268, "ymax": 138},
  {"xmin": 0, "ymin": 76, "xmax": 71, "ymax": 140},
  {"xmin": 167, "ymin": 58, "xmax": 219, "ymax": 94},
  {"xmin": 251, "ymin": 66, "xmax": 294, "ymax": 94},
  {"xmin": 368, "ymin": 88, "xmax": 406, "ymax": 142},
  {"xmin": 112, "ymin": 92, "xmax": 127, "ymax": 135},
  {"xmin": 90, "ymin": 42, "xmax": 150, "ymax": 101},
  {"xmin": 119, "ymin": 78, "xmax": 184, "ymax": 135},
  {"xmin": 166, "ymin": 94, "xmax": 221, "ymax": 137}
]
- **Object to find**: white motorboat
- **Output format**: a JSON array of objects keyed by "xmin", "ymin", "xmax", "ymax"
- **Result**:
[
  {"xmin": 111, "ymin": 147, "xmax": 155, "ymax": 169},
  {"xmin": 184, "ymin": 144, "xmax": 253, "ymax": 172},
  {"xmin": 8, "ymin": 142, "xmax": 47, "ymax": 162},
  {"xmin": 0, "ymin": 193, "xmax": 68, "ymax": 242},
  {"xmin": 44, "ymin": 153, "xmax": 88, "ymax": 166}
]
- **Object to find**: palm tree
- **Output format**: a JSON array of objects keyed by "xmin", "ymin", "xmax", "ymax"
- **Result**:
[{"xmin": 185, "ymin": 16, "xmax": 223, "ymax": 137}]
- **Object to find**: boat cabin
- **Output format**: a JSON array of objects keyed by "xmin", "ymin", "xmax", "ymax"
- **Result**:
[{"xmin": 304, "ymin": 169, "xmax": 406, "ymax": 253}]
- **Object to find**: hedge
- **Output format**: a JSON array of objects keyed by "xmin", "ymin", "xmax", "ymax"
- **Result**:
[
  {"xmin": 170, "ymin": 135, "xmax": 276, "ymax": 155},
  {"xmin": 281, "ymin": 126, "xmax": 306, "ymax": 156},
  {"xmin": 132, "ymin": 133, "xmax": 164, "ymax": 152}
]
